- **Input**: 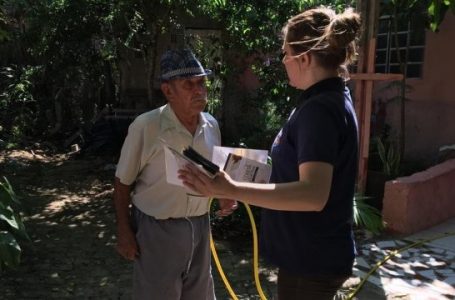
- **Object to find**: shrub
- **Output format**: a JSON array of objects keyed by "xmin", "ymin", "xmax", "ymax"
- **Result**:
[
  {"xmin": 0, "ymin": 177, "xmax": 30, "ymax": 270},
  {"xmin": 377, "ymin": 137, "xmax": 401, "ymax": 179}
]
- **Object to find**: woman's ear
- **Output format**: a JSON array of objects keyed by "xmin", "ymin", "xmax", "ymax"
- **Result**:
[{"xmin": 300, "ymin": 52, "xmax": 311, "ymax": 68}]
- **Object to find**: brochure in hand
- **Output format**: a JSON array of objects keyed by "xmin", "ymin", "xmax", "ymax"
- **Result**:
[
  {"xmin": 223, "ymin": 153, "xmax": 271, "ymax": 183},
  {"xmin": 182, "ymin": 146, "xmax": 219, "ymax": 176},
  {"xmin": 162, "ymin": 139, "xmax": 271, "ymax": 187},
  {"xmin": 212, "ymin": 145, "xmax": 271, "ymax": 183},
  {"xmin": 161, "ymin": 140, "xmax": 219, "ymax": 188}
]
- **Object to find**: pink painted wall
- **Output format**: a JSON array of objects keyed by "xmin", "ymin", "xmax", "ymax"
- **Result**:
[
  {"xmin": 375, "ymin": 14, "xmax": 455, "ymax": 163},
  {"xmin": 383, "ymin": 159, "xmax": 455, "ymax": 234}
]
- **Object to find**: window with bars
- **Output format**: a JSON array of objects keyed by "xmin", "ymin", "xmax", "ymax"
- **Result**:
[{"xmin": 375, "ymin": 15, "xmax": 426, "ymax": 78}]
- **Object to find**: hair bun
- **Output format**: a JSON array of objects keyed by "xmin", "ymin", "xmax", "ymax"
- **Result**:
[{"xmin": 327, "ymin": 8, "xmax": 361, "ymax": 50}]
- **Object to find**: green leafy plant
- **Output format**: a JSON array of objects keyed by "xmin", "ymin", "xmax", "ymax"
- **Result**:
[
  {"xmin": 0, "ymin": 176, "xmax": 30, "ymax": 270},
  {"xmin": 0, "ymin": 65, "xmax": 42, "ymax": 144},
  {"xmin": 353, "ymin": 194, "xmax": 385, "ymax": 235},
  {"xmin": 199, "ymin": 0, "xmax": 355, "ymax": 148},
  {"xmin": 0, "ymin": 2, "xmax": 9, "ymax": 42},
  {"xmin": 377, "ymin": 137, "xmax": 401, "ymax": 179},
  {"xmin": 427, "ymin": 0, "xmax": 455, "ymax": 31}
]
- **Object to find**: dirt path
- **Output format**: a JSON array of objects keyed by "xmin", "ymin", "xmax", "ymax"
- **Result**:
[
  {"xmin": 0, "ymin": 150, "xmax": 278, "ymax": 299},
  {"xmin": 0, "ymin": 151, "xmax": 133, "ymax": 299}
]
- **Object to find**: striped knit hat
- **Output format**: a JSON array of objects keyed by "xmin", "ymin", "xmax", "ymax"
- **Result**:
[{"xmin": 159, "ymin": 49, "xmax": 212, "ymax": 81}]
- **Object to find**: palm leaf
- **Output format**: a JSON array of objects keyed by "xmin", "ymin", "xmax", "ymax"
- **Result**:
[{"xmin": 353, "ymin": 194, "xmax": 385, "ymax": 235}]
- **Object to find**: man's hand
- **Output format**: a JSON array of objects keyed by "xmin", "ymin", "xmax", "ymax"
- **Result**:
[
  {"xmin": 116, "ymin": 225, "xmax": 139, "ymax": 261},
  {"xmin": 113, "ymin": 177, "xmax": 138, "ymax": 260},
  {"xmin": 216, "ymin": 198, "xmax": 238, "ymax": 217}
]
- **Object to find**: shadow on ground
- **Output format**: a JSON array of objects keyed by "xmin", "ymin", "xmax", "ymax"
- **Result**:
[
  {"xmin": 0, "ymin": 151, "xmax": 279, "ymax": 300},
  {"xmin": 0, "ymin": 150, "xmax": 390, "ymax": 299},
  {"xmin": 1, "ymin": 151, "xmax": 131, "ymax": 299}
]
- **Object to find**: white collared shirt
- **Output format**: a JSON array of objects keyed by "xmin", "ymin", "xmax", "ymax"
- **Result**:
[{"xmin": 115, "ymin": 104, "xmax": 221, "ymax": 219}]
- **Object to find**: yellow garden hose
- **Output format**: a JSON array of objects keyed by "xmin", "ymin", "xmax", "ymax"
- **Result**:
[
  {"xmin": 209, "ymin": 198, "xmax": 268, "ymax": 300},
  {"xmin": 244, "ymin": 202, "xmax": 268, "ymax": 300}
]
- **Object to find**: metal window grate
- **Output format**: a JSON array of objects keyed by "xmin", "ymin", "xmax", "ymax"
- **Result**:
[{"xmin": 375, "ymin": 15, "xmax": 425, "ymax": 78}]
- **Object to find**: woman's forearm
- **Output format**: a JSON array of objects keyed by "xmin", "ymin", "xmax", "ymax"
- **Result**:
[
  {"xmin": 228, "ymin": 161, "xmax": 333, "ymax": 211},
  {"xmin": 231, "ymin": 180, "xmax": 329, "ymax": 212}
]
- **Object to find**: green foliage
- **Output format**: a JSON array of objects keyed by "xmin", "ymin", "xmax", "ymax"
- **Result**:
[
  {"xmin": 353, "ymin": 194, "xmax": 385, "ymax": 235},
  {"xmin": 376, "ymin": 137, "xmax": 401, "ymax": 179},
  {"xmin": 0, "ymin": 65, "xmax": 36, "ymax": 104},
  {"xmin": 0, "ymin": 0, "xmax": 243, "ymax": 143},
  {"xmin": 0, "ymin": 0, "xmax": 356, "ymax": 149},
  {"xmin": 201, "ymin": 0, "xmax": 355, "ymax": 148},
  {"xmin": 0, "ymin": 65, "xmax": 43, "ymax": 144},
  {"xmin": 185, "ymin": 29, "xmax": 224, "ymax": 117},
  {"xmin": 0, "ymin": 0, "xmax": 122, "ymax": 142},
  {"xmin": 428, "ymin": 0, "xmax": 455, "ymax": 31},
  {"xmin": 1, "ymin": 0, "xmax": 454, "ymax": 150},
  {"xmin": 0, "ymin": 177, "xmax": 30, "ymax": 270},
  {"xmin": 206, "ymin": 0, "xmax": 354, "ymax": 55},
  {"xmin": 0, "ymin": 3, "xmax": 9, "ymax": 42}
]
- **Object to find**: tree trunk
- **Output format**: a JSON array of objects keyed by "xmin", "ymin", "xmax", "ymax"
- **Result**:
[
  {"xmin": 102, "ymin": 60, "xmax": 116, "ymax": 107},
  {"xmin": 49, "ymin": 94, "xmax": 63, "ymax": 135},
  {"xmin": 145, "ymin": 38, "xmax": 159, "ymax": 108},
  {"xmin": 140, "ymin": 0, "xmax": 161, "ymax": 108}
]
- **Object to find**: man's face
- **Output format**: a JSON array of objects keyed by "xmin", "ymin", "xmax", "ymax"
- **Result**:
[{"xmin": 162, "ymin": 76, "xmax": 208, "ymax": 116}]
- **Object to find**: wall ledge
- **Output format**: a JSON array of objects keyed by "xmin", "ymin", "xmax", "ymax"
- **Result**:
[{"xmin": 382, "ymin": 159, "xmax": 455, "ymax": 234}]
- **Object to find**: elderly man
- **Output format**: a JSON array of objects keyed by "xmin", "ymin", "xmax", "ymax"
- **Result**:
[{"xmin": 113, "ymin": 49, "xmax": 236, "ymax": 300}]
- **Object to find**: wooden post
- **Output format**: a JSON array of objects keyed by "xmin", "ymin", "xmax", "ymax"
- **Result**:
[{"xmin": 353, "ymin": 1, "xmax": 404, "ymax": 193}]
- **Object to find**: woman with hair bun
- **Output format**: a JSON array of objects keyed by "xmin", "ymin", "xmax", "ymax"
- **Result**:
[{"xmin": 180, "ymin": 7, "xmax": 361, "ymax": 299}]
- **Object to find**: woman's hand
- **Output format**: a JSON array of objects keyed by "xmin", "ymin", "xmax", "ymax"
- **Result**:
[{"xmin": 178, "ymin": 164, "xmax": 236, "ymax": 199}]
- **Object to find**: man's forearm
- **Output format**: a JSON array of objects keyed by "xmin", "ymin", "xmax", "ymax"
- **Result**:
[{"xmin": 113, "ymin": 177, "xmax": 132, "ymax": 229}]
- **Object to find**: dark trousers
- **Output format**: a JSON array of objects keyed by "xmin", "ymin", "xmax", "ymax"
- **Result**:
[
  {"xmin": 277, "ymin": 268, "xmax": 348, "ymax": 300},
  {"xmin": 132, "ymin": 207, "xmax": 215, "ymax": 300}
]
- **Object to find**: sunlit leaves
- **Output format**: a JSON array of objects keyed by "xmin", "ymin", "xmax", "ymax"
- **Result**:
[
  {"xmin": 428, "ymin": 0, "xmax": 455, "ymax": 31},
  {"xmin": 209, "ymin": 0, "xmax": 226, "ymax": 7},
  {"xmin": 200, "ymin": 0, "xmax": 354, "ymax": 147}
]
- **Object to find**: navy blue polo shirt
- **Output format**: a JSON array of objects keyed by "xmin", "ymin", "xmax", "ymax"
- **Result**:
[{"xmin": 260, "ymin": 77, "xmax": 358, "ymax": 277}]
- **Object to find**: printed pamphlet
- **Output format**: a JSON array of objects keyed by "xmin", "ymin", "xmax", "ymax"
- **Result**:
[{"xmin": 162, "ymin": 140, "xmax": 271, "ymax": 188}]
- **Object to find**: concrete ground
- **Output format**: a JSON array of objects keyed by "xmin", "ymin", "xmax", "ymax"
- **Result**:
[{"xmin": 350, "ymin": 218, "xmax": 455, "ymax": 300}]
